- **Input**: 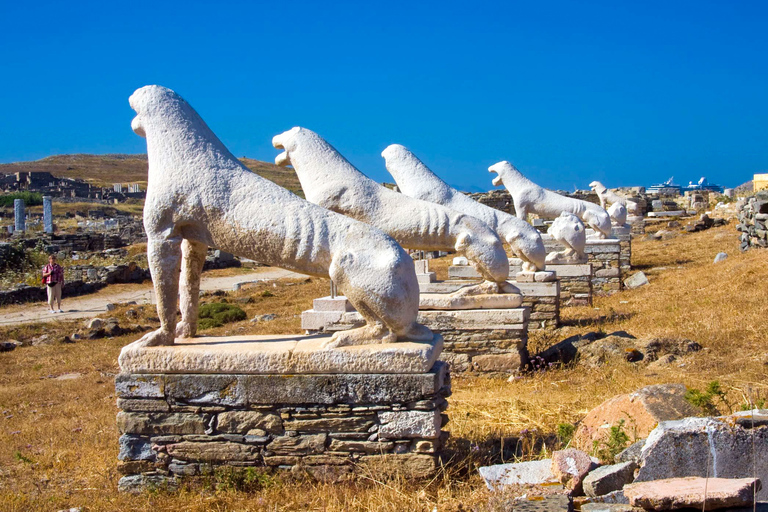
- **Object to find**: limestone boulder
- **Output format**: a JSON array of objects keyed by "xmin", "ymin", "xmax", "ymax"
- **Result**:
[
  {"xmin": 634, "ymin": 410, "xmax": 768, "ymax": 499},
  {"xmin": 624, "ymin": 477, "xmax": 760, "ymax": 510},
  {"xmin": 572, "ymin": 384, "xmax": 700, "ymax": 452},
  {"xmin": 478, "ymin": 459, "xmax": 560, "ymax": 490}
]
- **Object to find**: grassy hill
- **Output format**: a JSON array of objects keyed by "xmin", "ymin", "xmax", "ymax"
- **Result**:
[{"xmin": 0, "ymin": 154, "xmax": 304, "ymax": 196}]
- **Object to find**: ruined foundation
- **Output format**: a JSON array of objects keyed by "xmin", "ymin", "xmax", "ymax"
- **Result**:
[{"xmin": 116, "ymin": 335, "xmax": 449, "ymax": 491}]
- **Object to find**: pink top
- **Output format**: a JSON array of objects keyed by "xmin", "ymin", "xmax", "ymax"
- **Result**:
[{"xmin": 43, "ymin": 263, "xmax": 64, "ymax": 285}]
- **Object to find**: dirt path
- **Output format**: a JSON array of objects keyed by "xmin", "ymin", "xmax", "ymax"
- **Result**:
[{"xmin": 0, "ymin": 267, "xmax": 305, "ymax": 327}]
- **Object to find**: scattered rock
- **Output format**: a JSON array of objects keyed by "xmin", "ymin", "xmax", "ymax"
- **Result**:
[
  {"xmin": 30, "ymin": 335, "xmax": 53, "ymax": 346},
  {"xmin": 59, "ymin": 336, "xmax": 74, "ymax": 344},
  {"xmin": 126, "ymin": 309, "xmax": 138, "ymax": 319},
  {"xmin": 55, "ymin": 373, "xmax": 82, "ymax": 380},
  {"xmin": 70, "ymin": 333, "xmax": 83, "ymax": 341},
  {"xmin": 478, "ymin": 459, "xmax": 560, "ymax": 489},
  {"xmin": 623, "ymin": 272, "xmax": 649, "ymax": 289},
  {"xmin": 624, "ymin": 477, "xmax": 760, "ymax": 511},
  {"xmin": 634, "ymin": 411, "xmax": 768, "ymax": 499},
  {"xmin": 576, "ymin": 336, "xmax": 701, "ymax": 368},
  {"xmin": 251, "ymin": 314, "xmax": 277, "ymax": 323},
  {"xmin": 512, "ymin": 494, "xmax": 572, "ymax": 511},
  {"xmin": 86, "ymin": 318, "xmax": 103, "ymax": 329},
  {"xmin": 581, "ymin": 504, "xmax": 640, "ymax": 512},
  {"xmin": 714, "ymin": 252, "xmax": 728, "ymax": 263},
  {"xmin": 614, "ymin": 439, "xmax": 645, "ymax": 464},
  {"xmin": 583, "ymin": 461, "xmax": 637, "ymax": 498},
  {"xmin": 106, "ymin": 303, "xmax": 116, "ymax": 311},
  {"xmin": 117, "ymin": 474, "xmax": 177, "ymax": 493},
  {"xmin": 572, "ymin": 384, "xmax": 700, "ymax": 452},
  {"xmin": 0, "ymin": 340, "xmax": 21, "ymax": 352},
  {"xmin": 551, "ymin": 448, "xmax": 594, "ymax": 495}
]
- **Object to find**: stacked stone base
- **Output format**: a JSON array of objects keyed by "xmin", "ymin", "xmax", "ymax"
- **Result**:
[
  {"xmin": 302, "ymin": 297, "xmax": 529, "ymax": 373},
  {"xmin": 116, "ymin": 364, "xmax": 450, "ymax": 491}
]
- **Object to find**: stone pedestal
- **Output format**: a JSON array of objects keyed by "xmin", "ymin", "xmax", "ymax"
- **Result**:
[
  {"xmin": 116, "ymin": 334, "xmax": 449, "ymax": 491},
  {"xmin": 438, "ymin": 269, "xmax": 560, "ymax": 330},
  {"xmin": 302, "ymin": 295, "xmax": 529, "ymax": 373},
  {"xmin": 611, "ymin": 225, "xmax": 632, "ymax": 275},
  {"xmin": 584, "ymin": 239, "xmax": 622, "ymax": 295}
]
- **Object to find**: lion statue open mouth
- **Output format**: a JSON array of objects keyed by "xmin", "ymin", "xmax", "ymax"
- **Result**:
[{"xmin": 129, "ymin": 85, "xmax": 432, "ymax": 348}]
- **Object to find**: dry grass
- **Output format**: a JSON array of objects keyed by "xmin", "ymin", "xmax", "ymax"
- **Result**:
[{"xmin": 0, "ymin": 226, "xmax": 766, "ymax": 510}]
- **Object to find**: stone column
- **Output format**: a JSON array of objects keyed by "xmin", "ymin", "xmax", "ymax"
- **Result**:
[
  {"xmin": 13, "ymin": 199, "xmax": 25, "ymax": 233},
  {"xmin": 43, "ymin": 196, "xmax": 53, "ymax": 233}
]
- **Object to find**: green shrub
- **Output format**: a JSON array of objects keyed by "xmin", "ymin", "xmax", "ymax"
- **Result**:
[
  {"xmin": 556, "ymin": 423, "xmax": 575, "ymax": 447},
  {"xmin": 592, "ymin": 419, "xmax": 631, "ymax": 463},
  {"xmin": 198, "ymin": 302, "xmax": 246, "ymax": 330},
  {"xmin": 685, "ymin": 380, "xmax": 730, "ymax": 415},
  {"xmin": 0, "ymin": 192, "xmax": 43, "ymax": 208}
]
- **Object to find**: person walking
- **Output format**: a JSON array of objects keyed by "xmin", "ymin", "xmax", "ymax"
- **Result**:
[{"xmin": 42, "ymin": 254, "xmax": 64, "ymax": 313}]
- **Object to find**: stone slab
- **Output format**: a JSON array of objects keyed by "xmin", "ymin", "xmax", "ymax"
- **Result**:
[
  {"xmin": 647, "ymin": 211, "xmax": 686, "ymax": 217},
  {"xmin": 418, "ymin": 292, "xmax": 523, "ymax": 310},
  {"xmin": 479, "ymin": 459, "xmax": 559, "ymax": 489},
  {"xmin": 312, "ymin": 296, "xmax": 355, "ymax": 312},
  {"xmin": 448, "ymin": 265, "xmax": 484, "ymax": 279},
  {"xmin": 513, "ymin": 281, "xmax": 561, "ymax": 297},
  {"xmin": 116, "ymin": 363, "xmax": 448, "ymax": 405},
  {"xmin": 624, "ymin": 477, "xmax": 760, "ymax": 510},
  {"xmin": 118, "ymin": 334, "xmax": 442, "ymax": 375},
  {"xmin": 544, "ymin": 264, "xmax": 592, "ymax": 277},
  {"xmin": 418, "ymin": 308, "xmax": 528, "ymax": 329},
  {"xmin": 416, "ymin": 272, "xmax": 437, "ymax": 284},
  {"xmin": 419, "ymin": 280, "xmax": 479, "ymax": 294}
]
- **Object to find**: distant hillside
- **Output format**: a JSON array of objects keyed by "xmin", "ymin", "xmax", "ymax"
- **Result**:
[{"xmin": 0, "ymin": 154, "xmax": 304, "ymax": 196}]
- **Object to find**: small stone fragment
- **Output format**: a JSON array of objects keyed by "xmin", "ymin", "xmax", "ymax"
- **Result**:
[
  {"xmin": 583, "ymin": 461, "xmax": 637, "ymax": 497},
  {"xmin": 713, "ymin": 252, "xmax": 728, "ymax": 263},
  {"xmin": 551, "ymin": 448, "xmax": 594, "ymax": 494}
]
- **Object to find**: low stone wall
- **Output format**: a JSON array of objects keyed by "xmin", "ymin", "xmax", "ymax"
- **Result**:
[
  {"xmin": 612, "ymin": 226, "xmax": 632, "ymax": 275},
  {"xmin": 555, "ymin": 271, "xmax": 592, "ymax": 307},
  {"xmin": 0, "ymin": 263, "xmax": 151, "ymax": 306},
  {"xmin": 737, "ymin": 191, "xmax": 768, "ymax": 250},
  {"xmin": 514, "ymin": 280, "xmax": 560, "ymax": 330},
  {"xmin": 115, "ymin": 364, "xmax": 450, "ymax": 490}
]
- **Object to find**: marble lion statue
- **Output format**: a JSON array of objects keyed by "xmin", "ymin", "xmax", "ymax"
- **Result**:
[
  {"xmin": 129, "ymin": 85, "xmax": 432, "ymax": 348},
  {"xmin": 589, "ymin": 180, "xmax": 638, "ymax": 215},
  {"xmin": 545, "ymin": 212, "xmax": 587, "ymax": 264},
  {"xmin": 490, "ymin": 161, "xmax": 612, "ymax": 238},
  {"xmin": 381, "ymin": 144, "xmax": 546, "ymax": 272},
  {"xmin": 273, "ymin": 127, "xmax": 511, "ymax": 287}
]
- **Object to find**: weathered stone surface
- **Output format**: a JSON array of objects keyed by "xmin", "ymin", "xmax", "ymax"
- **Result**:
[
  {"xmin": 635, "ymin": 412, "xmax": 768, "ymax": 499},
  {"xmin": 624, "ymin": 477, "xmax": 760, "ymax": 510},
  {"xmin": 714, "ymin": 252, "xmax": 728, "ymax": 263},
  {"xmin": 116, "ymin": 398, "xmax": 170, "ymax": 412},
  {"xmin": 572, "ymin": 384, "xmax": 699, "ymax": 452},
  {"xmin": 284, "ymin": 416, "xmax": 373, "ymax": 433},
  {"xmin": 509, "ymin": 495, "xmax": 573, "ymax": 512},
  {"xmin": 418, "ymin": 292, "xmax": 522, "ymax": 310},
  {"xmin": 378, "ymin": 410, "xmax": 440, "ymax": 439},
  {"xmin": 478, "ymin": 459, "xmax": 559, "ymax": 489},
  {"xmin": 117, "ymin": 412, "xmax": 207, "ymax": 435},
  {"xmin": 328, "ymin": 439, "xmax": 394, "ymax": 454},
  {"xmin": 623, "ymin": 272, "xmax": 648, "ymax": 289},
  {"xmin": 471, "ymin": 352, "xmax": 524, "ymax": 372},
  {"xmin": 119, "ymin": 365, "xmax": 447, "ymax": 405},
  {"xmin": 165, "ymin": 441, "xmax": 260, "ymax": 462},
  {"xmin": 551, "ymin": 448, "xmax": 594, "ymax": 494},
  {"xmin": 118, "ymin": 434, "xmax": 155, "ymax": 461},
  {"xmin": 614, "ymin": 439, "xmax": 645, "ymax": 464},
  {"xmin": 119, "ymin": 334, "xmax": 442, "ymax": 375},
  {"xmin": 362, "ymin": 453, "xmax": 437, "ymax": 478},
  {"xmin": 581, "ymin": 504, "xmax": 640, "ymax": 512},
  {"xmin": 583, "ymin": 461, "xmax": 637, "ymax": 497},
  {"xmin": 217, "ymin": 410, "xmax": 283, "ymax": 435},
  {"xmin": 118, "ymin": 474, "xmax": 177, "ymax": 493},
  {"xmin": 267, "ymin": 434, "xmax": 327, "ymax": 455}
]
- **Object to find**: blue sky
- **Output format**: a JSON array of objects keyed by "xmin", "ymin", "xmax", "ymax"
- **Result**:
[{"xmin": 1, "ymin": 0, "xmax": 766, "ymax": 191}]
